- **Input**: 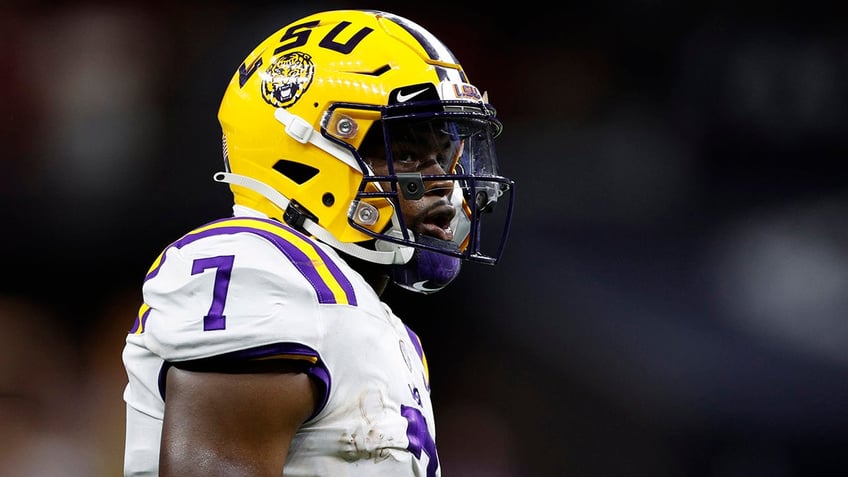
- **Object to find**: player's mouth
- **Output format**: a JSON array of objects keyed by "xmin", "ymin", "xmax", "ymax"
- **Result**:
[{"xmin": 419, "ymin": 203, "xmax": 455, "ymax": 242}]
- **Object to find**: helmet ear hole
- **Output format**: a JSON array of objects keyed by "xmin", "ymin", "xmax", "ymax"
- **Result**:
[{"xmin": 273, "ymin": 159, "xmax": 319, "ymax": 184}]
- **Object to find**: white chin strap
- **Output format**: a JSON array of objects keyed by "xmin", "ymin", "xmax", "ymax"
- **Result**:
[{"xmin": 214, "ymin": 171, "xmax": 414, "ymax": 266}]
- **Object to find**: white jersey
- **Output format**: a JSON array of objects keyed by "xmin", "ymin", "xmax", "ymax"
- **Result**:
[{"xmin": 123, "ymin": 207, "xmax": 440, "ymax": 476}]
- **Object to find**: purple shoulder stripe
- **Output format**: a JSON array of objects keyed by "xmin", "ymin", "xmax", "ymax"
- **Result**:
[
  {"xmin": 143, "ymin": 217, "xmax": 357, "ymax": 306},
  {"xmin": 405, "ymin": 325, "xmax": 425, "ymax": 362}
]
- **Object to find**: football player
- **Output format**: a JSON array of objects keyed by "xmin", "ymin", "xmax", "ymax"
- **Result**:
[{"xmin": 123, "ymin": 9, "xmax": 514, "ymax": 476}]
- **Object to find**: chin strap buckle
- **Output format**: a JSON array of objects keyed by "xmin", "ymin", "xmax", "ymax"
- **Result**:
[{"xmin": 283, "ymin": 200, "xmax": 317, "ymax": 234}]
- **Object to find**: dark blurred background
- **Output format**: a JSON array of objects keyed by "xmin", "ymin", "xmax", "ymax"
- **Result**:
[{"xmin": 2, "ymin": 1, "xmax": 848, "ymax": 475}]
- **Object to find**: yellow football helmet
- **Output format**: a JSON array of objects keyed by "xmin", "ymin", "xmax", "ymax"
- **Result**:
[{"xmin": 216, "ymin": 9, "xmax": 514, "ymax": 293}]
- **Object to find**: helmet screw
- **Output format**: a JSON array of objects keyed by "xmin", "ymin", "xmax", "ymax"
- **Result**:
[
  {"xmin": 322, "ymin": 193, "xmax": 335, "ymax": 206},
  {"xmin": 336, "ymin": 118, "xmax": 356, "ymax": 137},
  {"xmin": 354, "ymin": 201, "xmax": 379, "ymax": 226},
  {"xmin": 358, "ymin": 207, "xmax": 374, "ymax": 222}
]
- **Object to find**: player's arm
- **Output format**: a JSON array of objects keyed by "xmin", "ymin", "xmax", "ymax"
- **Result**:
[{"xmin": 159, "ymin": 360, "xmax": 319, "ymax": 477}]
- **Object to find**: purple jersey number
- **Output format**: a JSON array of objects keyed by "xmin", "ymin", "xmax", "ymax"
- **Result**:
[
  {"xmin": 402, "ymin": 404, "xmax": 439, "ymax": 476},
  {"xmin": 191, "ymin": 255, "xmax": 235, "ymax": 331}
]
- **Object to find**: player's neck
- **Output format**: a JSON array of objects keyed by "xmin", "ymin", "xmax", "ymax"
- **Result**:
[{"xmin": 340, "ymin": 251, "xmax": 390, "ymax": 296}]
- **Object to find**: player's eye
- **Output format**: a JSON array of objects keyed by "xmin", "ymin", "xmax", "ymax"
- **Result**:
[{"xmin": 393, "ymin": 152, "xmax": 421, "ymax": 171}]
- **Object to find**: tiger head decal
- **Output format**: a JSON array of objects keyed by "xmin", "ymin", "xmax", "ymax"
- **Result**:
[{"xmin": 260, "ymin": 51, "xmax": 315, "ymax": 108}]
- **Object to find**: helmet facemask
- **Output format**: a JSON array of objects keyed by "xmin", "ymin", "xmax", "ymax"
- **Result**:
[{"xmin": 336, "ymin": 98, "xmax": 515, "ymax": 293}]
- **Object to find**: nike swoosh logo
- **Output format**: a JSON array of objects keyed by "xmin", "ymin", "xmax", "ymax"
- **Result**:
[
  {"xmin": 396, "ymin": 88, "xmax": 428, "ymax": 103},
  {"xmin": 411, "ymin": 280, "xmax": 441, "ymax": 293}
]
